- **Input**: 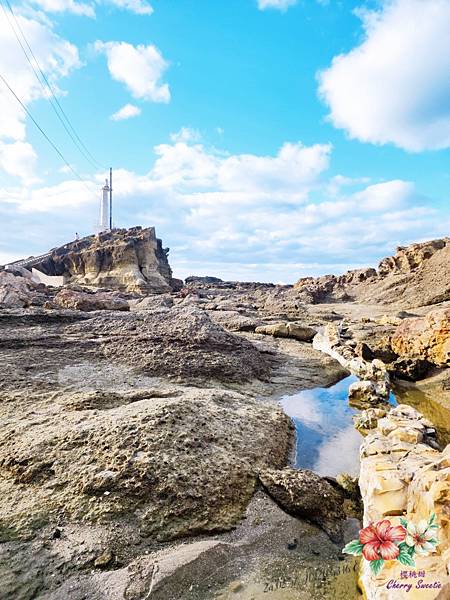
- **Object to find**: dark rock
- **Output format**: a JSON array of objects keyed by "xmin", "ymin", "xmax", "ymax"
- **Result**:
[
  {"xmin": 258, "ymin": 467, "xmax": 346, "ymax": 542},
  {"xmin": 389, "ymin": 357, "xmax": 433, "ymax": 381}
]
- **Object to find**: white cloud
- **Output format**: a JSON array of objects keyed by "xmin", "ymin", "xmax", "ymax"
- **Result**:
[
  {"xmin": 319, "ymin": 0, "xmax": 450, "ymax": 152},
  {"xmin": 106, "ymin": 0, "xmax": 153, "ymax": 15},
  {"xmin": 257, "ymin": 0, "xmax": 297, "ymax": 11},
  {"xmin": 95, "ymin": 41, "xmax": 170, "ymax": 103},
  {"xmin": 29, "ymin": 0, "xmax": 95, "ymax": 17},
  {"xmin": 2, "ymin": 137, "xmax": 447, "ymax": 283},
  {"xmin": 170, "ymin": 127, "xmax": 201, "ymax": 143},
  {"xmin": 110, "ymin": 103, "xmax": 141, "ymax": 121},
  {"xmin": 28, "ymin": 0, "xmax": 153, "ymax": 17},
  {"xmin": 0, "ymin": 141, "xmax": 38, "ymax": 182},
  {"xmin": 0, "ymin": 11, "xmax": 81, "ymax": 181}
]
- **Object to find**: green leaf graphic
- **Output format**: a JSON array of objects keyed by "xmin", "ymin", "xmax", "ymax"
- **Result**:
[
  {"xmin": 398, "ymin": 550, "xmax": 415, "ymax": 567},
  {"xmin": 400, "ymin": 517, "xmax": 408, "ymax": 528},
  {"xmin": 370, "ymin": 559, "xmax": 384, "ymax": 575},
  {"xmin": 342, "ymin": 539, "xmax": 364, "ymax": 555},
  {"xmin": 428, "ymin": 513, "xmax": 437, "ymax": 526}
]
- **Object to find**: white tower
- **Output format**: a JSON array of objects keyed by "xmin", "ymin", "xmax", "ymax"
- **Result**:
[{"xmin": 100, "ymin": 179, "xmax": 110, "ymax": 231}]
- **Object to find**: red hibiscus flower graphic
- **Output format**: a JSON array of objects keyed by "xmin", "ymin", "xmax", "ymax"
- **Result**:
[{"xmin": 359, "ymin": 520, "xmax": 406, "ymax": 561}]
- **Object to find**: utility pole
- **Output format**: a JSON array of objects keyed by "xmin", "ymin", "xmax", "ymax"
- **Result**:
[{"xmin": 109, "ymin": 167, "xmax": 113, "ymax": 230}]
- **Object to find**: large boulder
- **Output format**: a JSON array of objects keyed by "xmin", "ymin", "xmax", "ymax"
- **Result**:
[
  {"xmin": 67, "ymin": 306, "xmax": 270, "ymax": 383},
  {"xmin": 391, "ymin": 308, "xmax": 450, "ymax": 366},
  {"xmin": 0, "ymin": 389, "xmax": 292, "ymax": 542},
  {"xmin": 0, "ymin": 271, "xmax": 47, "ymax": 308},
  {"xmin": 255, "ymin": 322, "xmax": 317, "ymax": 341},
  {"xmin": 52, "ymin": 288, "xmax": 129, "ymax": 312},
  {"xmin": 258, "ymin": 467, "xmax": 346, "ymax": 541}
]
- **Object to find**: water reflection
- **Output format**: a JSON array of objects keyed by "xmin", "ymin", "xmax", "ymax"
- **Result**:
[{"xmin": 279, "ymin": 376, "xmax": 362, "ymax": 477}]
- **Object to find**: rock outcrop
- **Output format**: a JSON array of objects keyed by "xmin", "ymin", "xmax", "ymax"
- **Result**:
[
  {"xmin": 0, "ymin": 271, "xmax": 49, "ymax": 308},
  {"xmin": 27, "ymin": 226, "xmax": 178, "ymax": 294},
  {"xmin": 293, "ymin": 238, "xmax": 450, "ymax": 308},
  {"xmin": 67, "ymin": 306, "xmax": 271, "ymax": 383},
  {"xmin": 358, "ymin": 405, "xmax": 450, "ymax": 599},
  {"xmin": 313, "ymin": 324, "xmax": 391, "ymax": 406},
  {"xmin": 255, "ymin": 322, "xmax": 317, "ymax": 341},
  {"xmin": 52, "ymin": 288, "xmax": 129, "ymax": 311},
  {"xmin": 0, "ymin": 387, "xmax": 292, "ymax": 544},
  {"xmin": 391, "ymin": 308, "xmax": 450, "ymax": 367}
]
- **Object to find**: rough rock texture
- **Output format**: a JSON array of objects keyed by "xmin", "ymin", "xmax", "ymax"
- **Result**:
[
  {"xmin": 0, "ymin": 388, "xmax": 292, "ymax": 544},
  {"xmin": 207, "ymin": 310, "xmax": 262, "ymax": 332},
  {"xmin": 259, "ymin": 467, "xmax": 346, "ymax": 541},
  {"xmin": 52, "ymin": 288, "xmax": 129, "ymax": 311},
  {"xmin": 67, "ymin": 306, "xmax": 271, "ymax": 383},
  {"xmin": 313, "ymin": 324, "xmax": 390, "ymax": 405},
  {"xmin": 28, "ymin": 226, "xmax": 177, "ymax": 294},
  {"xmin": 130, "ymin": 294, "xmax": 174, "ymax": 311},
  {"xmin": 0, "ymin": 271, "xmax": 49, "ymax": 308},
  {"xmin": 359, "ymin": 405, "xmax": 450, "ymax": 599},
  {"xmin": 255, "ymin": 322, "xmax": 317, "ymax": 341},
  {"xmin": 391, "ymin": 308, "xmax": 450, "ymax": 366},
  {"xmin": 293, "ymin": 238, "xmax": 450, "ymax": 308}
]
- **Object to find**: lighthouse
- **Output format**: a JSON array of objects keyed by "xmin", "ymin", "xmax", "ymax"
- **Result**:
[{"xmin": 99, "ymin": 179, "xmax": 110, "ymax": 231}]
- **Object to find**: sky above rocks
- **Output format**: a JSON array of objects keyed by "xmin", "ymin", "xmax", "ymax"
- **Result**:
[{"xmin": 1, "ymin": 0, "xmax": 450, "ymax": 282}]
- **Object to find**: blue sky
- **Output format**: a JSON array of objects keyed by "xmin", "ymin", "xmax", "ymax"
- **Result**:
[{"xmin": 1, "ymin": 0, "xmax": 450, "ymax": 282}]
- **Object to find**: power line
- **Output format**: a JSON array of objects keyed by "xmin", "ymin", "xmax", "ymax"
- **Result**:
[
  {"xmin": 0, "ymin": 0, "xmax": 106, "ymax": 171},
  {"xmin": 0, "ymin": 70, "xmax": 96, "ymax": 195}
]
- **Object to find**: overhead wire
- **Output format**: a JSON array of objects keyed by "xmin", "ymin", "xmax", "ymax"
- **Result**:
[
  {"xmin": 0, "ymin": 71, "xmax": 96, "ymax": 196},
  {"xmin": 0, "ymin": 0, "xmax": 106, "ymax": 174}
]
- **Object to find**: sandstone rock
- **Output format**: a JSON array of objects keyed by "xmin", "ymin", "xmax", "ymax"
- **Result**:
[
  {"xmin": 313, "ymin": 325, "xmax": 390, "ymax": 401},
  {"xmin": 359, "ymin": 405, "xmax": 449, "ymax": 599},
  {"xmin": 255, "ymin": 322, "xmax": 317, "ymax": 341},
  {"xmin": 353, "ymin": 408, "xmax": 388, "ymax": 435},
  {"xmin": 53, "ymin": 288, "xmax": 129, "ymax": 312},
  {"xmin": 185, "ymin": 275, "xmax": 223, "ymax": 285},
  {"xmin": 259, "ymin": 467, "xmax": 346, "ymax": 541},
  {"xmin": 0, "ymin": 389, "xmax": 292, "ymax": 542},
  {"xmin": 348, "ymin": 380, "xmax": 386, "ymax": 408},
  {"xmin": 292, "ymin": 238, "xmax": 450, "ymax": 308},
  {"xmin": 130, "ymin": 294, "xmax": 174, "ymax": 311},
  {"xmin": 391, "ymin": 308, "xmax": 450, "ymax": 366},
  {"xmin": 0, "ymin": 271, "xmax": 47, "ymax": 308},
  {"xmin": 207, "ymin": 310, "xmax": 261, "ymax": 332},
  {"xmin": 389, "ymin": 357, "xmax": 433, "ymax": 381},
  {"xmin": 67, "ymin": 306, "xmax": 270, "ymax": 383},
  {"xmin": 4, "ymin": 264, "xmax": 34, "ymax": 279},
  {"xmin": 26, "ymin": 226, "xmax": 177, "ymax": 294}
]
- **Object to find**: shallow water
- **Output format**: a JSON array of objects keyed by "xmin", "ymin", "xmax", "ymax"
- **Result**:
[
  {"xmin": 393, "ymin": 375, "xmax": 450, "ymax": 447},
  {"xmin": 279, "ymin": 375, "xmax": 397, "ymax": 478},
  {"xmin": 279, "ymin": 375, "xmax": 362, "ymax": 477}
]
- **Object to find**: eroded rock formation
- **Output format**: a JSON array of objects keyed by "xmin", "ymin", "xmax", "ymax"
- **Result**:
[
  {"xmin": 358, "ymin": 405, "xmax": 450, "ymax": 599},
  {"xmin": 391, "ymin": 308, "xmax": 450, "ymax": 367},
  {"xmin": 294, "ymin": 238, "xmax": 450, "ymax": 308},
  {"xmin": 30, "ymin": 226, "xmax": 179, "ymax": 294}
]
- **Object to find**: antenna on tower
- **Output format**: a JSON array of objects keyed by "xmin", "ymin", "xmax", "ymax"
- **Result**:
[{"xmin": 109, "ymin": 167, "xmax": 113, "ymax": 230}]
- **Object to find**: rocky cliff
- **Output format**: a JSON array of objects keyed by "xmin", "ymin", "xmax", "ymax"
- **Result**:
[
  {"xmin": 30, "ymin": 226, "xmax": 179, "ymax": 294},
  {"xmin": 294, "ymin": 238, "xmax": 450, "ymax": 308}
]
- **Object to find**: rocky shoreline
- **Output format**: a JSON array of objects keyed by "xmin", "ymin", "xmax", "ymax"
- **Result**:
[{"xmin": 1, "ymin": 230, "xmax": 449, "ymax": 599}]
